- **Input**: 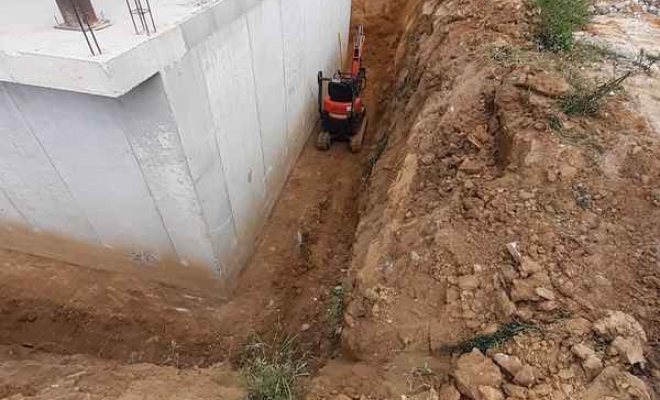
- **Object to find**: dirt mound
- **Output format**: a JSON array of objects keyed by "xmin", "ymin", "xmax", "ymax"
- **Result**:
[
  {"xmin": 0, "ymin": 345, "xmax": 244, "ymax": 400},
  {"xmin": 309, "ymin": 0, "xmax": 660, "ymax": 398}
]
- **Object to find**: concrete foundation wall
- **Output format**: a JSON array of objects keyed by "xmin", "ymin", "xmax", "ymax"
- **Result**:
[{"xmin": 0, "ymin": 0, "xmax": 351, "ymax": 281}]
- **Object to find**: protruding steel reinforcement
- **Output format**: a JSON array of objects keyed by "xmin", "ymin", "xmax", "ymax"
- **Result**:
[{"xmin": 55, "ymin": 0, "xmax": 99, "ymax": 28}]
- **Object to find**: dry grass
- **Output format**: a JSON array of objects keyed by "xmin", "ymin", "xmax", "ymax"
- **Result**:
[{"xmin": 240, "ymin": 335, "xmax": 309, "ymax": 400}]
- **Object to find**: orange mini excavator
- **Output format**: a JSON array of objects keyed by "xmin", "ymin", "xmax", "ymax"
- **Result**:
[{"xmin": 316, "ymin": 24, "xmax": 368, "ymax": 152}]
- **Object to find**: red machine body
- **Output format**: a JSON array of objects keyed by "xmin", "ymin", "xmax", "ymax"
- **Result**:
[{"xmin": 316, "ymin": 24, "xmax": 368, "ymax": 152}]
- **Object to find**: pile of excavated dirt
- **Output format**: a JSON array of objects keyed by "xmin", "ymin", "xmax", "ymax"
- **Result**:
[
  {"xmin": 308, "ymin": 0, "xmax": 660, "ymax": 399},
  {"xmin": 0, "ymin": 344, "xmax": 244, "ymax": 400}
]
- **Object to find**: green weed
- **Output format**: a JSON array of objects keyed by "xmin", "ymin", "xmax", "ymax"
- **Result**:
[
  {"xmin": 548, "ymin": 114, "xmax": 563, "ymax": 131},
  {"xmin": 534, "ymin": 0, "xmax": 590, "ymax": 52},
  {"xmin": 561, "ymin": 50, "xmax": 659, "ymax": 115},
  {"xmin": 439, "ymin": 321, "xmax": 541, "ymax": 354},
  {"xmin": 240, "ymin": 335, "xmax": 309, "ymax": 400}
]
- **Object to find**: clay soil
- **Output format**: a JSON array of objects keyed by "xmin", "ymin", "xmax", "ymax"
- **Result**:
[{"xmin": 2, "ymin": 0, "xmax": 660, "ymax": 399}]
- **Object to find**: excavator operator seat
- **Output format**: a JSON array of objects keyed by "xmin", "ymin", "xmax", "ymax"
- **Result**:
[{"xmin": 328, "ymin": 80, "xmax": 354, "ymax": 103}]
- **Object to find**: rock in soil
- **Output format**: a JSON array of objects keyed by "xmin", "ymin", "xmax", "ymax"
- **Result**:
[
  {"xmin": 492, "ymin": 353, "xmax": 524, "ymax": 375},
  {"xmin": 453, "ymin": 349, "xmax": 504, "ymax": 400},
  {"xmin": 513, "ymin": 365, "xmax": 537, "ymax": 388},
  {"xmin": 579, "ymin": 366, "xmax": 651, "ymax": 400},
  {"xmin": 438, "ymin": 384, "xmax": 461, "ymax": 400}
]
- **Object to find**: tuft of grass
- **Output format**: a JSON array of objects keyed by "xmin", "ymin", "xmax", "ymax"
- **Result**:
[
  {"xmin": 534, "ymin": 0, "xmax": 591, "ymax": 52},
  {"xmin": 328, "ymin": 285, "xmax": 345, "ymax": 339},
  {"xmin": 439, "ymin": 321, "xmax": 541, "ymax": 354},
  {"xmin": 562, "ymin": 50, "xmax": 660, "ymax": 115},
  {"xmin": 548, "ymin": 114, "xmax": 563, "ymax": 131},
  {"xmin": 561, "ymin": 75, "xmax": 621, "ymax": 115},
  {"xmin": 240, "ymin": 335, "xmax": 309, "ymax": 400}
]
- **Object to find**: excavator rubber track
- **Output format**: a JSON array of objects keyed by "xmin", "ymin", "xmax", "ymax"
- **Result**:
[{"xmin": 350, "ymin": 116, "xmax": 368, "ymax": 153}]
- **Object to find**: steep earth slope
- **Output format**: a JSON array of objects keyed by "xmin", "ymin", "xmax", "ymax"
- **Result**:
[{"xmin": 308, "ymin": 0, "xmax": 660, "ymax": 399}]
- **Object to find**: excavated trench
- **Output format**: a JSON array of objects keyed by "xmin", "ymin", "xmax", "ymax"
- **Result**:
[
  {"xmin": 0, "ymin": 0, "xmax": 418, "ymax": 397},
  {"xmin": 0, "ymin": 114, "xmax": 364, "ymax": 368},
  {"xmin": 4, "ymin": 0, "xmax": 660, "ymax": 399}
]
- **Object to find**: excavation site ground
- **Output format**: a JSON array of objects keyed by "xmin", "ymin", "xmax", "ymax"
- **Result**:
[{"xmin": 1, "ymin": 0, "xmax": 660, "ymax": 399}]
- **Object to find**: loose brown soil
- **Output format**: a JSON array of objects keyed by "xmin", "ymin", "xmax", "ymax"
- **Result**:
[{"xmin": 2, "ymin": 0, "xmax": 660, "ymax": 399}]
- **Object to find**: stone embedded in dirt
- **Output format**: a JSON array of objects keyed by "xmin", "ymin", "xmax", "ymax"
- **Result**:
[
  {"xmin": 532, "ymin": 383, "xmax": 552, "ymax": 397},
  {"xmin": 502, "ymin": 383, "xmax": 528, "ymax": 399},
  {"xmin": 534, "ymin": 287, "xmax": 555, "ymax": 301},
  {"xmin": 412, "ymin": 387, "xmax": 439, "ymax": 400},
  {"xmin": 518, "ymin": 257, "xmax": 542, "ymax": 277},
  {"xmin": 582, "ymin": 211, "xmax": 600, "ymax": 230},
  {"xmin": 333, "ymin": 395, "xmax": 353, "ymax": 400},
  {"xmin": 598, "ymin": 312, "xmax": 649, "ymax": 365},
  {"xmin": 477, "ymin": 385, "xmax": 504, "ymax": 400},
  {"xmin": 513, "ymin": 365, "xmax": 536, "ymax": 387},
  {"xmin": 420, "ymin": 153, "xmax": 436, "ymax": 165},
  {"xmin": 519, "ymin": 190, "xmax": 535, "ymax": 200},
  {"xmin": 582, "ymin": 355, "xmax": 604, "ymax": 381},
  {"xmin": 611, "ymin": 336, "xmax": 646, "ymax": 366},
  {"xmin": 515, "ymin": 307, "xmax": 535, "ymax": 322},
  {"xmin": 422, "ymin": 0, "xmax": 436, "ymax": 15},
  {"xmin": 459, "ymin": 158, "xmax": 484, "ymax": 174},
  {"xmin": 593, "ymin": 310, "xmax": 647, "ymax": 342},
  {"xmin": 565, "ymin": 317, "xmax": 593, "ymax": 337},
  {"xmin": 572, "ymin": 343, "xmax": 597, "ymax": 360},
  {"xmin": 538, "ymin": 300, "xmax": 558, "ymax": 311},
  {"xmin": 651, "ymin": 189, "xmax": 660, "ymax": 206},
  {"xmin": 364, "ymin": 287, "xmax": 380, "ymax": 302},
  {"xmin": 459, "ymin": 275, "xmax": 480, "ymax": 290},
  {"xmin": 481, "ymin": 323, "xmax": 500, "ymax": 336},
  {"xmin": 506, "ymin": 242, "xmax": 523, "ymax": 264},
  {"xmin": 500, "ymin": 264, "xmax": 519, "ymax": 283},
  {"xmin": 513, "ymin": 73, "xmax": 571, "ymax": 98},
  {"xmin": 510, "ymin": 272, "xmax": 551, "ymax": 302},
  {"xmin": 495, "ymin": 290, "xmax": 517, "ymax": 319},
  {"xmin": 452, "ymin": 349, "xmax": 504, "ymax": 400},
  {"xmin": 493, "ymin": 353, "xmax": 524, "ymax": 375},
  {"xmin": 593, "ymin": 274, "xmax": 612, "ymax": 288},
  {"xmin": 571, "ymin": 343, "xmax": 604, "ymax": 380},
  {"xmin": 438, "ymin": 384, "xmax": 461, "ymax": 400},
  {"xmin": 579, "ymin": 366, "xmax": 651, "ymax": 400},
  {"xmin": 511, "ymin": 280, "xmax": 539, "ymax": 302},
  {"xmin": 558, "ymin": 368, "xmax": 575, "ymax": 380},
  {"xmin": 558, "ymin": 161, "xmax": 579, "ymax": 181}
]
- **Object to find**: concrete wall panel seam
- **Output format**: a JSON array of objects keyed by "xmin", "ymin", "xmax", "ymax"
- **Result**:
[
  {"xmin": 159, "ymin": 87, "xmax": 223, "ymax": 274},
  {"xmin": 0, "ymin": 184, "xmax": 30, "ymax": 227},
  {"xmin": 243, "ymin": 16, "xmax": 268, "ymax": 181},
  {"xmin": 201, "ymin": 62, "xmax": 241, "ymax": 256},
  {"xmin": 3, "ymin": 86, "xmax": 102, "ymax": 244},
  {"xmin": 113, "ymin": 107, "xmax": 181, "ymax": 263},
  {"xmin": 159, "ymin": 49, "xmax": 240, "ymax": 277},
  {"xmin": 277, "ymin": 0, "xmax": 290, "ymax": 154}
]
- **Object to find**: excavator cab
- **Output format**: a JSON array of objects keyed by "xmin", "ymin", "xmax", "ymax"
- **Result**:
[{"xmin": 316, "ymin": 25, "xmax": 368, "ymax": 152}]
